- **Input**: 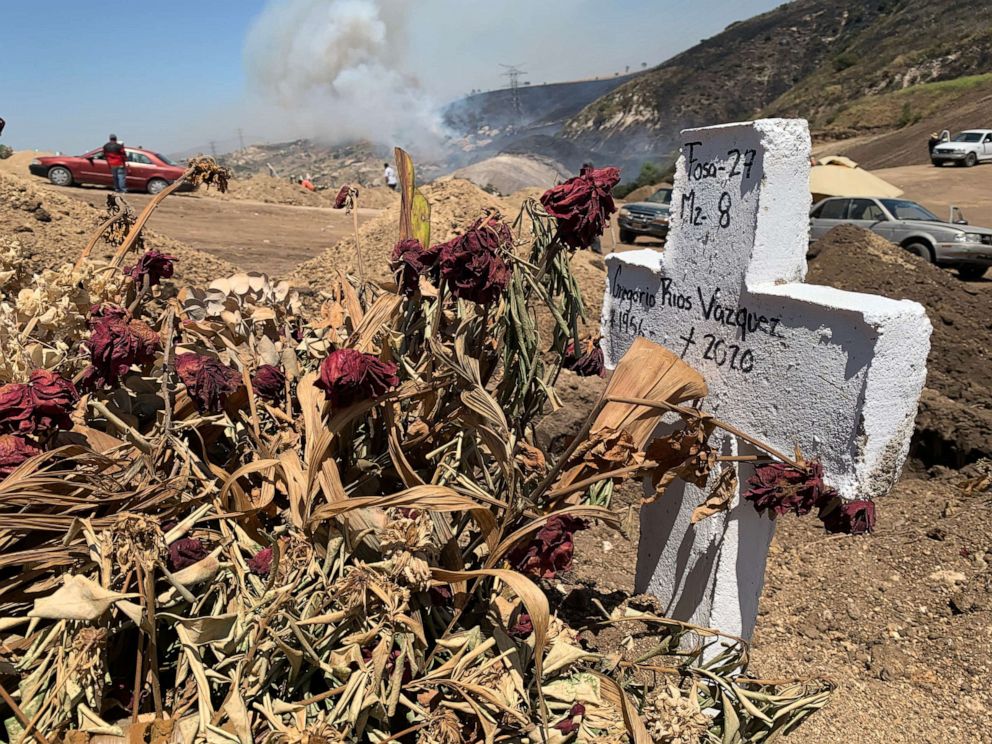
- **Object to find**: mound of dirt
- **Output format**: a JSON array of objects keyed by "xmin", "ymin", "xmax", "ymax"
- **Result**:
[
  {"xmin": 289, "ymin": 177, "xmax": 608, "ymax": 338},
  {"xmin": 0, "ymin": 150, "xmax": 52, "ymax": 176},
  {"xmin": 207, "ymin": 173, "xmax": 328, "ymax": 206},
  {"xmin": 202, "ymin": 173, "xmax": 400, "ymax": 211},
  {"xmin": 0, "ymin": 171, "xmax": 237, "ymax": 286},
  {"xmin": 446, "ymin": 153, "xmax": 568, "ymax": 195},
  {"xmin": 808, "ymin": 224, "xmax": 992, "ymax": 466},
  {"xmin": 290, "ymin": 178, "xmax": 528, "ymax": 290}
]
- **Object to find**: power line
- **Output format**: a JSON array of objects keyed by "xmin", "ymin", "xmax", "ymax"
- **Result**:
[{"xmin": 499, "ymin": 63, "xmax": 526, "ymax": 126}]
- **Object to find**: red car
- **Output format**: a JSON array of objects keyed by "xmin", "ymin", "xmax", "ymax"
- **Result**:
[{"xmin": 29, "ymin": 147, "xmax": 189, "ymax": 194}]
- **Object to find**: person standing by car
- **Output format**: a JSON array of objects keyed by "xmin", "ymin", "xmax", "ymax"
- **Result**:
[
  {"xmin": 383, "ymin": 162, "xmax": 397, "ymax": 191},
  {"xmin": 928, "ymin": 132, "xmax": 940, "ymax": 156},
  {"xmin": 102, "ymin": 134, "xmax": 127, "ymax": 193}
]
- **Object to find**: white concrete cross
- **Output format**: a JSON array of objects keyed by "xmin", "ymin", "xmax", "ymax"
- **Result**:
[{"xmin": 601, "ymin": 119, "xmax": 932, "ymax": 640}]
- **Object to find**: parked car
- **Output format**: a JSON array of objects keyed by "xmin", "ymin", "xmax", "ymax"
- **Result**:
[
  {"xmin": 28, "ymin": 147, "xmax": 190, "ymax": 194},
  {"xmin": 931, "ymin": 129, "xmax": 992, "ymax": 167},
  {"xmin": 618, "ymin": 187, "xmax": 672, "ymax": 244},
  {"xmin": 809, "ymin": 196, "xmax": 992, "ymax": 279}
]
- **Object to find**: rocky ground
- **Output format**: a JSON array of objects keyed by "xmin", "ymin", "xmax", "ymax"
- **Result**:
[
  {"xmin": 541, "ymin": 368, "xmax": 992, "ymax": 744},
  {"xmin": 0, "ymin": 171, "xmax": 238, "ymax": 286}
]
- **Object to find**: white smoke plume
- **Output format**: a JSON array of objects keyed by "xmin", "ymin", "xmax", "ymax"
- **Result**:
[{"xmin": 244, "ymin": 0, "xmax": 448, "ymax": 153}]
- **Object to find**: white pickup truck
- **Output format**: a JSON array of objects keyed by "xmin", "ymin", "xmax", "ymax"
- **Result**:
[{"xmin": 931, "ymin": 129, "xmax": 992, "ymax": 167}]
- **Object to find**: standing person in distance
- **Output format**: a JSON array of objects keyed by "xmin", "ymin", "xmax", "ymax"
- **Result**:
[
  {"xmin": 384, "ymin": 161, "xmax": 398, "ymax": 191},
  {"xmin": 103, "ymin": 134, "xmax": 128, "ymax": 193}
]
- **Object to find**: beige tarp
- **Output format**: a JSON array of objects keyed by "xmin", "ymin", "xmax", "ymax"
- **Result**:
[{"xmin": 810, "ymin": 156, "xmax": 903, "ymax": 202}]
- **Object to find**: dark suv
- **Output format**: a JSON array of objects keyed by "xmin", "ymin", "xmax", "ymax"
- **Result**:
[{"xmin": 618, "ymin": 187, "xmax": 672, "ymax": 244}]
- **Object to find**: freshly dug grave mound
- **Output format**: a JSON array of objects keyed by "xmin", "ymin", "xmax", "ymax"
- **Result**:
[
  {"xmin": 0, "ymin": 150, "xmax": 53, "ymax": 176},
  {"xmin": 0, "ymin": 171, "xmax": 237, "ymax": 285},
  {"xmin": 808, "ymin": 224, "xmax": 992, "ymax": 466},
  {"xmin": 290, "ymin": 178, "xmax": 534, "ymax": 290},
  {"xmin": 289, "ymin": 177, "xmax": 609, "ymax": 340}
]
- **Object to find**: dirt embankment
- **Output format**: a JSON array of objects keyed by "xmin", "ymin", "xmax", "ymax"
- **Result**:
[
  {"xmin": 808, "ymin": 224, "xmax": 992, "ymax": 466},
  {"xmin": 836, "ymin": 87, "xmax": 992, "ymax": 169},
  {"xmin": 0, "ymin": 171, "xmax": 237, "ymax": 286}
]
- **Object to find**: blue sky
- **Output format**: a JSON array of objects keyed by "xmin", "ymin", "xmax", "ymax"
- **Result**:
[{"xmin": 0, "ymin": 0, "xmax": 784, "ymax": 155}]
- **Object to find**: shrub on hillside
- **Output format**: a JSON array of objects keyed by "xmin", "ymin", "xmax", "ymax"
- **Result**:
[{"xmin": 615, "ymin": 159, "xmax": 676, "ymax": 199}]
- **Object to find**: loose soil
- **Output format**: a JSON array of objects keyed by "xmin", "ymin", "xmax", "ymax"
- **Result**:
[
  {"xmin": 542, "ymin": 369, "xmax": 992, "ymax": 744},
  {"xmin": 0, "ymin": 172, "xmax": 237, "ymax": 286},
  {"xmin": 289, "ymin": 178, "xmax": 540, "ymax": 290}
]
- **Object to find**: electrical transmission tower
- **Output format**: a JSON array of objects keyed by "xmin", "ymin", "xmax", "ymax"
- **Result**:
[{"xmin": 499, "ymin": 64, "xmax": 526, "ymax": 127}]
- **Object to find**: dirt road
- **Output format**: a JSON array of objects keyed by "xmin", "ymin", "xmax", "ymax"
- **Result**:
[
  {"xmin": 877, "ymin": 163, "xmax": 992, "ymax": 228},
  {"xmin": 35, "ymin": 183, "xmax": 380, "ymax": 278}
]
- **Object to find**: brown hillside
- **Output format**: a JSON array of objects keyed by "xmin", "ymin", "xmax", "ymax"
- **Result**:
[{"xmin": 564, "ymin": 0, "xmax": 992, "ymax": 168}]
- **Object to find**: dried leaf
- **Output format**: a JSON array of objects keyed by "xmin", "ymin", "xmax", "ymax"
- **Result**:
[
  {"xmin": 691, "ymin": 466, "xmax": 738, "ymax": 523},
  {"xmin": 29, "ymin": 575, "xmax": 138, "ymax": 621}
]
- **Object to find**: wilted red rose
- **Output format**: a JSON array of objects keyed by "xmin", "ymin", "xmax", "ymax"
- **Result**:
[
  {"xmin": 251, "ymin": 365, "xmax": 286, "ymax": 402},
  {"xmin": 124, "ymin": 250, "xmax": 176, "ymax": 287},
  {"xmin": 332, "ymin": 185, "xmax": 351, "ymax": 209},
  {"xmin": 437, "ymin": 217, "xmax": 513, "ymax": 305},
  {"xmin": 83, "ymin": 311, "xmax": 161, "ymax": 387},
  {"xmin": 175, "ymin": 353, "xmax": 242, "ymax": 413},
  {"xmin": 0, "ymin": 435, "xmax": 41, "ymax": 478},
  {"xmin": 0, "ymin": 369, "xmax": 79, "ymax": 436},
  {"xmin": 509, "ymin": 612, "xmax": 533, "ymax": 637},
  {"xmin": 428, "ymin": 584, "xmax": 453, "ymax": 606},
  {"xmin": 743, "ymin": 460, "xmax": 831, "ymax": 518},
  {"xmin": 248, "ymin": 546, "xmax": 273, "ymax": 577},
  {"xmin": 315, "ymin": 348, "xmax": 399, "ymax": 409},
  {"xmin": 564, "ymin": 338, "xmax": 605, "ymax": 377},
  {"xmin": 820, "ymin": 497, "xmax": 876, "ymax": 535},
  {"xmin": 506, "ymin": 515, "xmax": 587, "ymax": 580},
  {"xmin": 552, "ymin": 703, "xmax": 586, "ymax": 734},
  {"xmin": 540, "ymin": 166, "xmax": 621, "ymax": 249},
  {"xmin": 168, "ymin": 537, "xmax": 209, "ymax": 571},
  {"xmin": 90, "ymin": 303, "xmax": 130, "ymax": 321},
  {"xmin": 390, "ymin": 238, "xmax": 440, "ymax": 295}
]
